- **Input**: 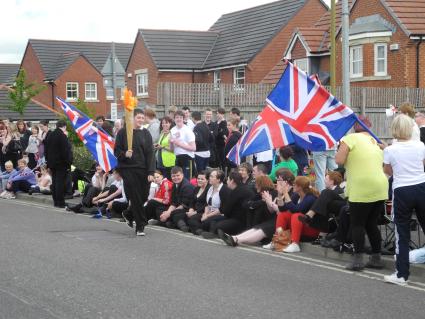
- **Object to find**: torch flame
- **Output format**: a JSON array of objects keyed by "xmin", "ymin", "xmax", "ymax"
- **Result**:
[{"xmin": 123, "ymin": 87, "xmax": 137, "ymax": 111}]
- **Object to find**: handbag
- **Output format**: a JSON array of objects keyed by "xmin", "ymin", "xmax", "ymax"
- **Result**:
[
  {"xmin": 271, "ymin": 229, "xmax": 291, "ymax": 252},
  {"xmin": 6, "ymin": 139, "xmax": 22, "ymax": 154}
]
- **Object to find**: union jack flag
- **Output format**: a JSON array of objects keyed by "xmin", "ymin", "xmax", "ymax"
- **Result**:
[
  {"xmin": 227, "ymin": 61, "xmax": 358, "ymax": 164},
  {"xmin": 56, "ymin": 98, "xmax": 117, "ymax": 172}
]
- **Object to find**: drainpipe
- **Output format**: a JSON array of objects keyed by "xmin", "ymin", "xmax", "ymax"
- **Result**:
[{"xmin": 416, "ymin": 37, "xmax": 423, "ymax": 88}]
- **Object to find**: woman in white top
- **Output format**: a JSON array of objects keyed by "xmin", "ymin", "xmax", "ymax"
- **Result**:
[
  {"xmin": 383, "ymin": 114, "xmax": 425, "ymax": 286},
  {"xmin": 170, "ymin": 110, "xmax": 196, "ymax": 180},
  {"xmin": 399, "ymin": 102, "xmax": 421, "ymax": 142}
]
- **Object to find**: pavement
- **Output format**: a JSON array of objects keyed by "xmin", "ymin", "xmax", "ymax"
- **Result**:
[{"xmin": 1, "ymin": 198, "xmax": 425, "ymax": 319}]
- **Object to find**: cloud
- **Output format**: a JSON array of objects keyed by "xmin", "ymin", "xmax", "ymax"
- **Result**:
[{"xmin": 1, "ymin": 0, "xmax": 331, "ymax": 63}]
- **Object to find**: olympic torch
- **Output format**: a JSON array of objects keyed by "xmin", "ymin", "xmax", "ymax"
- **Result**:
[{"xmin": 123, "ymin": 87, "xmax": 137, "ymax": 151}]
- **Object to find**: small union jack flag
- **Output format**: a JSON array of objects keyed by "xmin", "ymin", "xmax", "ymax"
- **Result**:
[
  {"xmin": 57, "ymin": 98, "xmax": 117, "ymax": 172},
  {"xmin": 227, "ymin": 61, "xmax": 358, "ymax": 164}
]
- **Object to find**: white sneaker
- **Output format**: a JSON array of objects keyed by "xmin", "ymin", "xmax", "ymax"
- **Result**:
[
  {"xmin": 148, "ymin": 219, "xmax": 159, "ymax": 225},
  {"xmin": 0, "ymin": 190, "xmax": 7, "ymax": 198},
  {"xmin": 136, "ymin": 231, "xmax": 146, "ymax": 236},
  {"xmin": 283, "ymin": 242, "xmax": 301, "ymax": 253},
  {"xmin": 262, "ymin": 242, "xmax": 274, "ymax": 250},
  {"xmin": 384, "ymin": 272, "xmax": 408, "ymax": 286},
  {"xmin": 4, "ymin": 192, "xmax": 15, "ymax": 199}
]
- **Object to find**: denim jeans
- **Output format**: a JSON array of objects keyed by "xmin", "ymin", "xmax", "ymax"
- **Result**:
[
  {"xmin": 195, "ymin": 155, "xmax": 209, "ymax": 173},
  {"xmin": 312, "ymin": 150, "xmax": 337, "ymax": 192}
]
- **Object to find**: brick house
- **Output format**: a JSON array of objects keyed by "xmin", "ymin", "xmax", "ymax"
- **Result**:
[
  {"xmin": 20, "ymin": 39, "xmax": 133, "ymax": 116},
  {"xmin": 0, "ymin": 63, "xmax": 59, "ymax": 121},
  {"xmin": 278, "ymin": 0, "xmax": 425, "ymax": 88},
  {"xmin": 126, "ymin": 0, "xmax": 328, "ymax": 105}
]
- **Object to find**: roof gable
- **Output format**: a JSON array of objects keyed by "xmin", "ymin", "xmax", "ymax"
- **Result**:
[
  {"xmin": 138, "ymin": 29, "xmax": 218, "ymax": 69},
  {"xmin": 0, "ymin": 84, "xmax": 59, "ymax": 121},
  {"xmin": 28, "ymin": 39, "xmax": 133, "ymax": 80},
  {"xmin": 203, "ymin": 0, "xmax": 308, "ymax": 68},
  {"xmin": 381, "ymin": 0, "xmax": 425, "ymax": 35}
]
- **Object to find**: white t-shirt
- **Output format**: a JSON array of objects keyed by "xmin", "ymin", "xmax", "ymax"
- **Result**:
[
  {"xmin": 185, "ymin": 119, "xmax": 195, "ymax": 130},
  {"xmin": 171, "ymin": 125, "xmax": 196, "ymax": 158},
  {"xmin": 383, "ymin": 140, "xmax": 425, "ymax": 190},
  {"xmin": 255, "ymin": 150, "xmax": 273, "ymax": 162},
  {"xmin": 412, "ymin": 122, "xmax": 421, "ymax": 142}
]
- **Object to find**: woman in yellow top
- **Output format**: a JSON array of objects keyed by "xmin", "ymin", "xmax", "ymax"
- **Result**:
[
  {"xmin": 156, "ymin": 116, "xmax": 176, "ymax": 179},
  {"xmin": 335, "ymin": 116, "xmax": 388, "ymax": 271}
]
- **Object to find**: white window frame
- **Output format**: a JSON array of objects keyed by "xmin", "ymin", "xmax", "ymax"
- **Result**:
[
  {"xmin": 374, "ymin": 43, "xmax": 387, "ymax": 76},
  {"xmin": 350, "ymin": 46, "xmax": 363, "ymax": 78},
  {"xmin": 294, "ymin": 58, "xmax": 309, "ymax": 74},
  {"xmin": 66, "ymin": 82, "xmax": 79, "ymax": 101},
  {"xmin": 233, "ymin": 67, "xmax": 245, "ymax": 90},
  {"xmin": 84, "ymin": 82, "xmax": 97, "ymax": 101},
  {"xmin": 213, "ymin": 70, "xmax": 221, "ymax": 90},
  {"xmin": 136, "ymin": 69, "xmax": 148, "ymax": 97}
]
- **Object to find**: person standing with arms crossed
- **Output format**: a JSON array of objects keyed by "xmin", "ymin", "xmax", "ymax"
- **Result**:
[{"xmin": 114, "ymin": 109, "xmax": 155, "ymax": 236}]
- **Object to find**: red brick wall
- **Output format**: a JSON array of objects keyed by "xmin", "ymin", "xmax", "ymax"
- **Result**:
[
  {"xmin": 158, "ymin": 72, "xmax": 193, "ymax": 82},
  {"xmin": 291, "ymin": 39, "xmax": 308, "ymax": 60},
  {"xmin": 335, "ymin": 0, "xmax": 415, "ymax": 88},
  {"xmin": 54, "ymin": 56, "xmax": 106, "ymax": 116},
  {"xmin": 247, "ymin": 0, "xmax": 327, "ymax": 83},
  {"xmin": 20, "ymin": 44, "xmax": 52, "ymax": 107},
  {"xmin": 126, "ymin": 33, "xmax": 159, "ymax": 105}
]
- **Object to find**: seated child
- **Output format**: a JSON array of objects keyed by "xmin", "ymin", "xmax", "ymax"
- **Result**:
[
  {"xmin": 0, "ymin": 161, "xmax": 16, "ymax": 194},
  {"xmin": 29, "ymin": 165, "xmax": 52, "ymax": 195},
  {"xmin": 2, "ymin": 158, "xmax": 36, "ymax": 199}
]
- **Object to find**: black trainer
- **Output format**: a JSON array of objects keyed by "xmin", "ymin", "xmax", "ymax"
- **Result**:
[
  {"xmin": 122, "ymin": 210, "xmax": 133, "ymax": 228},
  {"xmin": 217, "ymin": 229, "xmax": 237, "ymax": 247}
]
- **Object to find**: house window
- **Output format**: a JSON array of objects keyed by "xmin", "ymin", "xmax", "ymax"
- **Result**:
[
  {"xmin": 66, "ymin": 82, "xmax": 79, "ymax": 101},
  {"xmin": 350, "ymin": 46, "xmax": 363, "ymax": 78},
  {"xmin": 85, "ymin": 82, "xmax": 97, "ymax": 101},
  {"xmin": 294, "ymin": 58, "xmax": 309, "ymax": 74},
  {"xmin": 213, "ymin": 70, "xmax": 221, "ymax": 90},
  {"xmin": 374, "ymin": 43, "xmax": 387, "ymax": 76},
  {"xmin": 136, "ymin": 70, "xmax": 148, "ymax": 97},
  {"xmin": 233, "ymin": 67, "xmax": 245, "ymax": 89}
]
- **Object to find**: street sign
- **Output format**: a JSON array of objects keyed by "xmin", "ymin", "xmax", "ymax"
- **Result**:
[{"xmin": 110, "ymin": 103, "xmax": 117, "ymax": 121}]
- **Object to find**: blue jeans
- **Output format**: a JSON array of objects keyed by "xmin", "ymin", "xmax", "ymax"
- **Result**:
[
  {"xmin": 312, "ymin": 150, "xmax": 337, "ymax": 192},
  {"xmin": 195, "ymin": 155, "xmax": 209, "ymax": 173},
  {"xmin": 393, "ymin": 182, "xmax": 425, "ymax": 279}
]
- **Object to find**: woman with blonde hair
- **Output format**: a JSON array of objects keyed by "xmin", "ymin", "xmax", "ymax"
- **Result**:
[
  {"xmin": 383, "ymin": 114, "xmax": 425, "ymax": 285},
  {"xmin": 399, "ymin": 102, "xmax": 420, "ymax": 141}
]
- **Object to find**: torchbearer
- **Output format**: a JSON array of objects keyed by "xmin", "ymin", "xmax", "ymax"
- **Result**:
[{"xmin": 114, "ymin": 88, "xmax": 155, "ymax": 236}]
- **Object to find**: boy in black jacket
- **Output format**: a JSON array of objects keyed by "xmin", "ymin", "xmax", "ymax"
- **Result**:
[
  {"xmin": 193, "ymin": 111, "xmax": 213, "ymax": 172},
  {"xmin": 114, "ymin": 109, "xmax": 155, "ymax": 236},
  {"xmin": 159, "ymin": 166, "xmax": 195, "ymax": 232}
]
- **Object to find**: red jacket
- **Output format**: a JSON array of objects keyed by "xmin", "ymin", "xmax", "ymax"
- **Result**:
[{"xmin": 154, "ymin": 178, "xmax": 173, "ymax": 205}]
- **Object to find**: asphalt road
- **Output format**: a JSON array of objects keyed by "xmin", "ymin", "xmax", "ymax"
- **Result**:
[{"xmin": 0, "ymin": 199, "xmax": 424, "ymax": 319}]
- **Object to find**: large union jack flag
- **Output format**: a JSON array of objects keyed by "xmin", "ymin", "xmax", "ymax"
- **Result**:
[
  {"xmin": 227, "ymin": 61, "xmax": 358, "ymax": 164},
  {"xmin": 57, "ymin": 97, "xmax": 117, "ymax": 172}
]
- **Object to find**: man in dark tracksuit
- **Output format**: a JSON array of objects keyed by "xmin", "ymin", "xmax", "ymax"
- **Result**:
[
  {"xmin": 114, "ymin": 109, "xmax": 155, "ymax": 236},
  {"xmin": 45, "ymin": 120, "xmax": 73, "ymax": 208}
]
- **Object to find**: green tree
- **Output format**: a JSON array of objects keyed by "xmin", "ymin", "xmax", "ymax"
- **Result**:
[{"xmin": 8, "ymin": 69, "xmax": 45, "ymax": 116}]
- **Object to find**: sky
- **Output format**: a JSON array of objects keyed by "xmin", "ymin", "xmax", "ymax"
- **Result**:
[{"xmin": 1, "ymin": 0, "xmax": 330, "ymax": 64}]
